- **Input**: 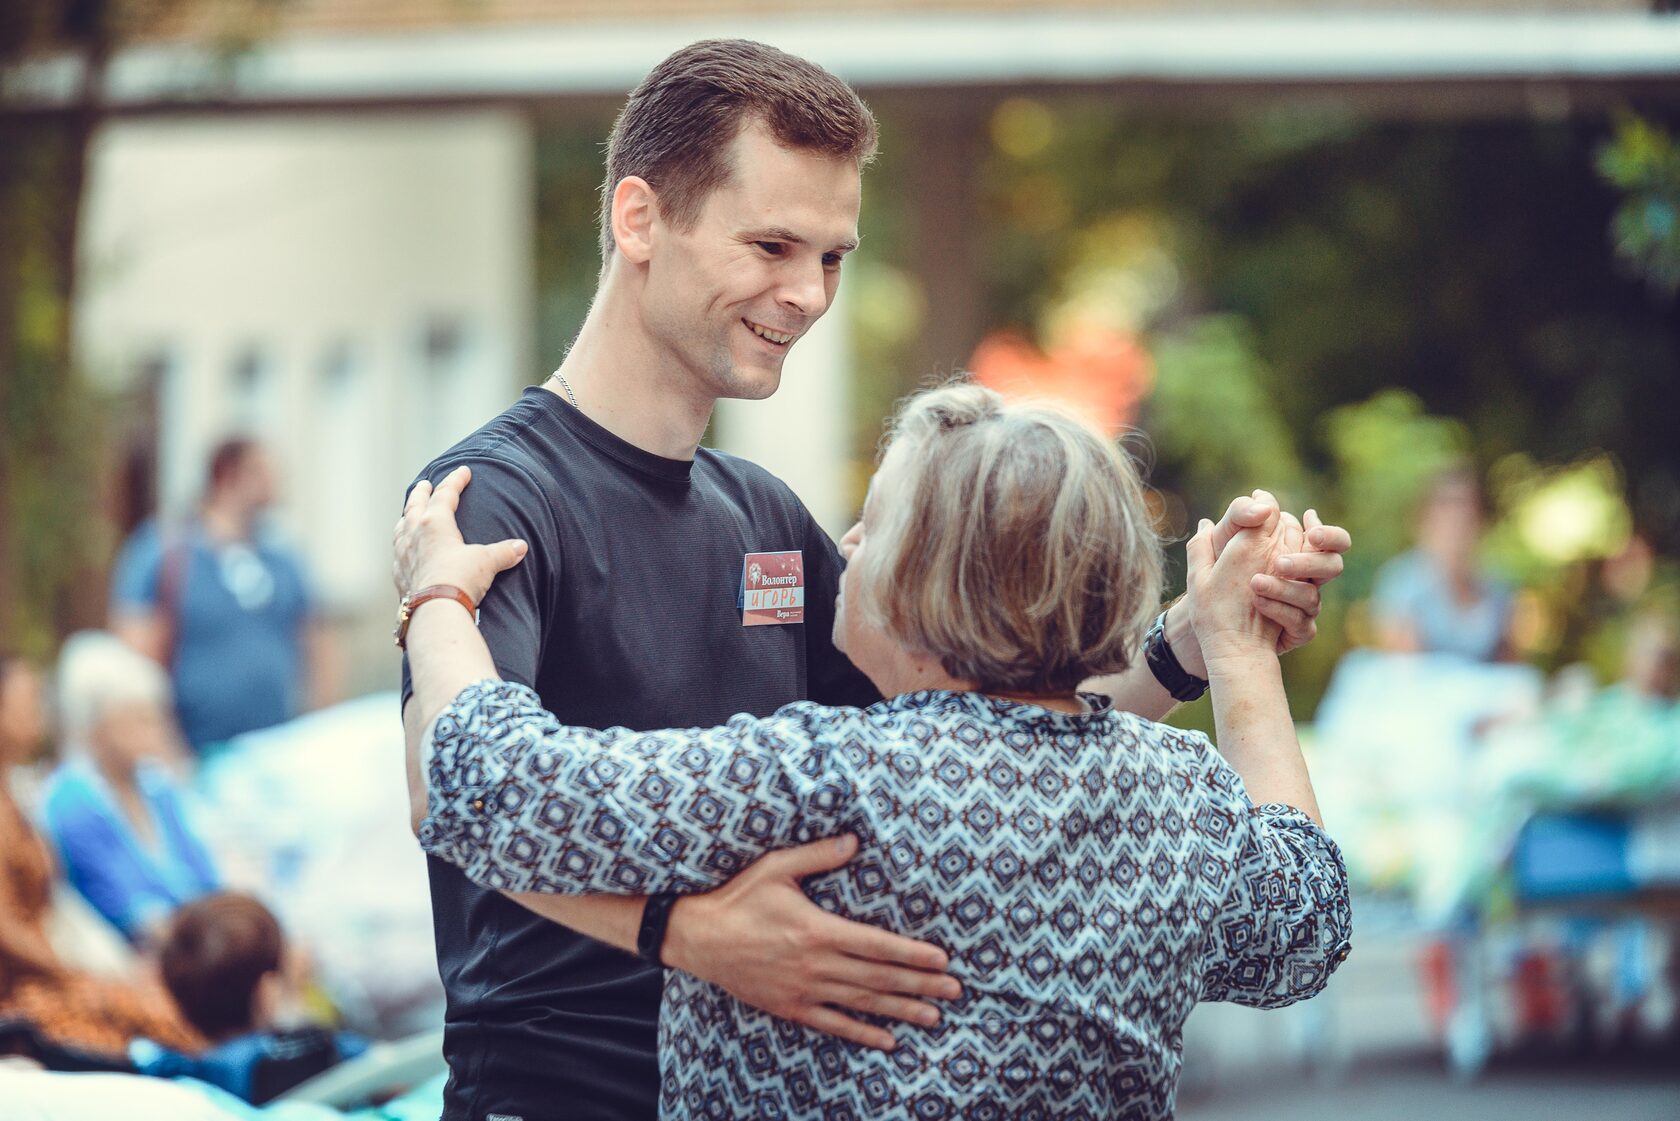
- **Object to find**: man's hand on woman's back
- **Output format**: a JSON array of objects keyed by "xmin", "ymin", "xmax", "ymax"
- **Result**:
[{"xmin": 661, "ymin": 833, "xmax": 962, "ymax": 1052}]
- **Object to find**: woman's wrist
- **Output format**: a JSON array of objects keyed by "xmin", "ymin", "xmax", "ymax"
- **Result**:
[
  {"xmin": 1200, "ymin": 638, "xmax": 1282, "ymax": 682},
  {"xmin": 1163, "ymin": 600, "xmax": 1208, "ymax": 679}
]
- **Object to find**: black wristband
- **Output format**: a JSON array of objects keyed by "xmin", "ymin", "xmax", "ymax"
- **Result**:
[
  {"xmin": 1143, "ymin": 610, "xmax": 1209, "ymax": 703},
  {"xmin": 637, "ymin": 892, "xmax": 681, "ymax": 966}
]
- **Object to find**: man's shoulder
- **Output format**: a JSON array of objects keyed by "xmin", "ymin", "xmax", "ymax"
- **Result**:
[{"xmin": 413, "ymin": 403, "xmax": 574, "ymax": 520}]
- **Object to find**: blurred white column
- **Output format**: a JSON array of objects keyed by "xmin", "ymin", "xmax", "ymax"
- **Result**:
[{"xmin": 714, "ymin": 285, "xmax": 853, "ymax": 541}]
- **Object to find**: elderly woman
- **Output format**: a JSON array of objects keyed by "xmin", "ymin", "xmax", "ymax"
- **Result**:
[
  {"xmin": 42, "ymin": 633, "xmax": 220, "ymax": 948},
  {"xmin": 0, "ymin": 651, "xmax": 202, "ymax": 1060},
  {"xmin": 399, "ymin": 385, "xmax": 1350, "ymax": 1119}
]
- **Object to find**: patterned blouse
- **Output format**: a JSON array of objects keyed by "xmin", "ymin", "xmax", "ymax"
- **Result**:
[{"xmin": 421, "ymin": 679, "xmax": 1352, "ymax": 1121}]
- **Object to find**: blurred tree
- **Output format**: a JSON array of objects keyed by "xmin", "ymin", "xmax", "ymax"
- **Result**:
[
  {"xmin": 847, "ymin": 97, "xmax": 1680, "ymax": 711},
  {"xmin": 0, "ymin": 1, "xmax": 126, "ymax": 654},
  {"xmin": 1597, "ymin": 112, "xmax": 1680, "ymax": 296},
  {"xmin": 0, "ymin": 0, "xmax": 276, "ymax": 655}
]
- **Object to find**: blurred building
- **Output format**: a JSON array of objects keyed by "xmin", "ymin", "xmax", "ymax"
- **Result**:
[{"xmin": 13, "ymin": 0, "xmax": 1679, "ymax": 691}]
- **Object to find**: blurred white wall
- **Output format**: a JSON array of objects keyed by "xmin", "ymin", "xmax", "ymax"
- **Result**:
[{"xmin": 78, "ymin": 110, "xmax": 534, "ymax": 689}]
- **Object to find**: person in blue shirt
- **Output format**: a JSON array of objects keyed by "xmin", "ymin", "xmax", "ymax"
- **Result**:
[
  {"xmin": 110, "ymin": 437, "xmax": 333, "ymax": 754},
  {"xmin": 1373, "ymin": 467, "xmax": 1514, "ymax": 663},
  {"xmin": 42, "ymin": 632, "xmax": 220, "ymax": 946},
  {"xmin": 134, "ymin": 891, "xmax": 368, "ymax": 1104}
]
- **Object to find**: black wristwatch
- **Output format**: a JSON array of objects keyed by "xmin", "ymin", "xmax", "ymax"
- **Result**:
[
  {"xmin": 1143, "ymin": 609, "xmax": 1209, "ymax": 703},
  {"xmin": 637, "ymin": 892, "xmax": 681, "ymax": 966}
]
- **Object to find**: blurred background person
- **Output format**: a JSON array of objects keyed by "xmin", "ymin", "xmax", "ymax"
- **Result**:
[
  {"xmin": 41, "ymin": 633, "xmax": 220, "ymax": 949},
  {"xmin": 1372, "ymin": 466, "xmax": 1515, "ymax": 663},
  {"xmin": 0, "ymin": 650, "xmax": 202, "ymax": 1063},
  {"xmin": 131, "ymin": 891, "xmax": 368, "ymax": 1105},
  {"xmin": 0, "ymin": 654, "xmax": 47, "ymax": 777},
  {"xmin": 1618, "ymin": 611, "xmax": 1680, "ymax": 705},
  {"xmin": 110, "ymin": 437, "xmax": 336, "ymax": 755}
]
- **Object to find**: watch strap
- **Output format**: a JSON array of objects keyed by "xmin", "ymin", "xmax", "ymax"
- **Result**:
[
  {"xmin": 1143, "ymin": 610, "xmax": 1209, "ymax": 703},
  {"xmin": 637, "ymin": 892, "xmax": 681, "ymax": 966}
]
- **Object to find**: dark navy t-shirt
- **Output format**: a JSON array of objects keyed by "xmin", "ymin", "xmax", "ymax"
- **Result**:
[{"xmin": 401, "ymin": 387, "xmax": 879, "ymax": 1121}]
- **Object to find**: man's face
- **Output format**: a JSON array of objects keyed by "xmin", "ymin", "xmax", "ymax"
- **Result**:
[{"xmin": 641, "ymin": 122, "xmax": 862, "ymax": 402}]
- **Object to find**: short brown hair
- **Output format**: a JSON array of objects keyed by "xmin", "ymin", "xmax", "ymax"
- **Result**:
[
  {"xmin": 598, "ymin": 39, "xmax": 878, "ymax": 261},
  {"xmin": 160, "ymin": 892, "xmax": 284, "ymax": 1040},
  {"xmin": 855, "ymin": 384, "xmax": 1163, "ymax": 694}
]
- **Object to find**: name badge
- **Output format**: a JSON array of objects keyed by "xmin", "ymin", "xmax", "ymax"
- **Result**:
[{"xmin": 740, "ymin": 550, "xmax": 805, "ymax": 626}]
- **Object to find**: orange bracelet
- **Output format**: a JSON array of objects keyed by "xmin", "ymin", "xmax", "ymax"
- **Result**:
[{"xmin": 393, "ymin": 584, "xmax": 478, "ymax": 649}]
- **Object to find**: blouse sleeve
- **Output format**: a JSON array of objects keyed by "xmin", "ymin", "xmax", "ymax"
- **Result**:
[
  {"xmin": 1197, "ymin": 764, "xmax": 1353, "ymax": 1009},
  {"xmin": 419, "ymin": 679, "xmax": 859, "ymax": 897}
]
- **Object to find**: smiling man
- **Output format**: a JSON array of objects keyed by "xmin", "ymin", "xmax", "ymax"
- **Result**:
[{"xmin": 399, "ymin": 39, "xmax": 1347, "ymax": 1121}]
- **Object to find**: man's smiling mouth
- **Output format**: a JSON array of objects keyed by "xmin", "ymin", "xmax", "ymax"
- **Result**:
[{"xmin": 744, "ymin": 319, "xmax": 795, "ymax": 346}]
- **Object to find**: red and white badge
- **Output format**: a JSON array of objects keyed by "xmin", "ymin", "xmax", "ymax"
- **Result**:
[{"xmin": 741, "ymin": 550, "xmax": 805, "ymax": 627}]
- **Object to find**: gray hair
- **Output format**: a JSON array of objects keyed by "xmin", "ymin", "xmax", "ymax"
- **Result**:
[
  {"xmin": 56, "ymin": 631, "xmax": 172, "ymax": 753},
  {"xmin": 854, "ymin": 383, "xmax": 1163, "ymax": 694}
]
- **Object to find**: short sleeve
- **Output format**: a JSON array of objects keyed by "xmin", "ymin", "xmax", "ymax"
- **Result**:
[
  {"xmin": 109, "ymin": 521, "xmax": 166, "ymax": 616},
  {"xmin": 799, "ymin": 511, "xmax": 881, "ymax": 709},
  {"xmin": 399, "ymin": 456, "xmax": 561, "ymax": 707},
  {"xmin": 1198, "ymin": 769, "xmax": 1352, "ymax": 1008}
]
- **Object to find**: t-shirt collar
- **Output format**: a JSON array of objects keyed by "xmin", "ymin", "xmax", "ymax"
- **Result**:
[{"xmin": 521, "ymin": 386, "xmax": 695, "ymax": 486}]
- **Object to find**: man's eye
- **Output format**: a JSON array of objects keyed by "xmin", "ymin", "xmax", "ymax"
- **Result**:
[
  {"xmin": 822, "ymin": 254, "xmax": 844, "ymax": 269},
  {"xmin": 756, "ymin": 242, "xmax": 785, "ymax": 256}
]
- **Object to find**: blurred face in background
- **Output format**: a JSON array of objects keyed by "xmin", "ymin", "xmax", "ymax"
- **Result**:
[
  {"xmin": 1417, "ymin": 474, "xmax": 1485, "ymax": 576},
  {"xmin": 89, "ymin": 699, "xmax": 177, "ymax": 775},
  {"xmin": 0, "ymin": 662, "xmax": 47, "ymax": 766},
  {"xmin": 236, "ymin": 446, "xmax": 278, "ymax": 513},
  {"xmin": 1625, "ymin": 617, "xmax": 1680, "ymax": 701}
]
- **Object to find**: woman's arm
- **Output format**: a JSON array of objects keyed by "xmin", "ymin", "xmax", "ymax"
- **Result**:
[
  {"xmin": 419, "ymin": 678, "xmax": 851, "ymax": 897},
  {"xmin": 1183, "ymin": 512, "xmax": 1324, "ymax": 826}
]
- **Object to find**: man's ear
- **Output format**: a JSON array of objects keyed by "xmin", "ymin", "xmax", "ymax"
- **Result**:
[{"xmin": 611, "ymin": 176, "xmax": 658, "ymax": 266}]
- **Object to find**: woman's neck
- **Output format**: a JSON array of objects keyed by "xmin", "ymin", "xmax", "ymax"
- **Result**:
[{"xmin": 985, "ymin": 690, "xmax": 1088, "ymax": 715}]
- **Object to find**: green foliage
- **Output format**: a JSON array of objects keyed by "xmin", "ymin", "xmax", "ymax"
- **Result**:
[
  {"xmin": 1147, "ymin": 316, "xmax": 1306, "ymax": 514},
  {"xmin": 1597, "ymin": 113, "xmax": 1680, "ymax": 295},
  {"xmin": 532, "ymin": 114, "xmax": 617, "ymax": 370}
]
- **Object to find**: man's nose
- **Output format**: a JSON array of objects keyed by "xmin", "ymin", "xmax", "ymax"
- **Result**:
[{"xmin": 778, "ymin": 261, "xmax": 830, "ymax": 319}]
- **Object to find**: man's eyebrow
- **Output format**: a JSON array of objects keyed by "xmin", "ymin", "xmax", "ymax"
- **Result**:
[{"xmin": 743, "ymin": 227, "xmax": 860, "ymax": 254}]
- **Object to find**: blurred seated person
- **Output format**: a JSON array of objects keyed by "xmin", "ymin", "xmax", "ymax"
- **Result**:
[
  {"xmin": 1617, "ymin": 612, "xmax": 1680, "ymax": 705},
  {"xmin": 1373, "ymin": 466, "xmax": 1514, "ymax": 662},
  {"xmin": 110, "ymin": 437, "xmax": 336, "ymax": 754},
  {"xmin": 42, "ymin": 633, "xmax": 219, "ymax": 948},
  {"xmin": 130, "ymin": 892, "xmax": 368, "ymax": 1105},
  {"xmin": 0, "ymin": 651, "xmax": 202, "ymax": 1062}
]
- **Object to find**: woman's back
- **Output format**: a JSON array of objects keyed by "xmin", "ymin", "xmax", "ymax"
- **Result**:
[{"xmin": 647, "ymin": 688, "xmax": 1346, "ymax": 1120}]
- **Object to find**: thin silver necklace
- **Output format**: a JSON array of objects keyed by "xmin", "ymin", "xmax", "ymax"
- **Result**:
[{"xmin": 549, "ymin": 369, "xmax": 579, "ymax": 409}]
